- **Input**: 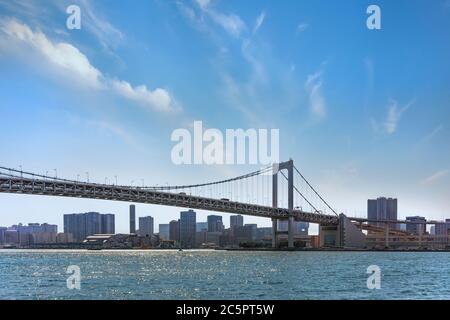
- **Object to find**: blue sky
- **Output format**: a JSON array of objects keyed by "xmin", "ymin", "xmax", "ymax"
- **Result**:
[{"xmin": 0, "ymin": 0, "xmax": 449, "ymax": 233}]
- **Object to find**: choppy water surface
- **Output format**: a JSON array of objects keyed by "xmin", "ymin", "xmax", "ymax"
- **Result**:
[{"xmin": 0, "ymin": 249, "xmax": 449, "ymax": 299}]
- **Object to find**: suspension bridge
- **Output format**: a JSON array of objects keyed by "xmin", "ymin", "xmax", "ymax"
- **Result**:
[{"xmin": 0, "ymin": 160, "xmax": 369, "ymax": 248}]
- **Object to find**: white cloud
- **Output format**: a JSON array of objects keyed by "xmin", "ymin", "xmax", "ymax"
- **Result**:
[
  {"xmin": 0, "ymin": 18, "xmax": 178, "ymax": 113},
  {"xmin": 305, "ymin": 70, "xmax": 326, "ymax": 119},
  {"xmin": 111, "ymin": 80, "xmax": 175, "ymax": 113},
  {"xmin": 422, "ymin": 169, "xmax": 449, "ymax": 185},
  {"xmin": 384, "ymin": 100, "xmax": 413, "ymax": 134},
  {"xmin": 1, "ymin": 19, "xmax": 103, "ymax": 89},
  {"xmin": 253, "ymin": 11, "xmax": 266, "ymax": 34},
  {"xmin": 0, "ymin": 0, "xmax": 124, "ymax": 52}
]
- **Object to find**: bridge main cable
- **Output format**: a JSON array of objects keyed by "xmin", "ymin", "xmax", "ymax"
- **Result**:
[
  {"xmin": 0, "ymin": 165, "xmax": 273, "ymax": 191},
  {"xmin": 142, "ymin": 165, "xmax": 273, "ymax": 191}
]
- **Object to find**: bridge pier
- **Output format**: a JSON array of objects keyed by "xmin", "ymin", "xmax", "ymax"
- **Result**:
[
  {"xmin": 272, "ymin": 160, "xmax": 294, "ymax": 249},
  {"xmin": 271, "ymin": 218, "xmax": 278, "ymax": 248},
  {"xmin": 385, "ymin": 223, "xmax": 389, "ymax": 248},
  {"xmin": 288, "ymin": 216, "xmax": 294, "ymax": 248}
]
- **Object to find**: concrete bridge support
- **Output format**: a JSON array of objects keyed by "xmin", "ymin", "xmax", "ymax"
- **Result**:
[
  {"xmin": 385, "ymin": 223, "xmax": 389, "ymax": 248},
  {"xmin": 272, "ymin": 160, "xmax": 294, "ymax": 248}
]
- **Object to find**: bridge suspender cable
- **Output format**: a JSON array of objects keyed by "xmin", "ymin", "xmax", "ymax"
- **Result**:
[
  {"xmin": 293, "ymin": 165, "xmax": 339, "ymax": 216},
  {"xmin": 278, "ymin": 170, "xmax": 319, "ymax": 213}
]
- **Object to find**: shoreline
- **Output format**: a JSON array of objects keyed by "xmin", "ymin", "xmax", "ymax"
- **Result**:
[{"xmin": 1, "ymin": 247, "xmax": 450, "ymax": 252}]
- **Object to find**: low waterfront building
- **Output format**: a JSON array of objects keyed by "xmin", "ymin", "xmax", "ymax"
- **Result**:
[
  {"xmin": 0, "ymin": 227, "xmax": 7, "ymax": 245},
  {"xmin": 406, "ymin": 216, "xmax": 426, "ymax": 235},
  {"xmin": 56, "ymin": 233, "xmax": 74, "ymax": 243}
]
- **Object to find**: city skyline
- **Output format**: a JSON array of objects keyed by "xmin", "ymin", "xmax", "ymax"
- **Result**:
[{"xmin": 1, "ymin": 0, "xmax": 450, "ymax": 232}]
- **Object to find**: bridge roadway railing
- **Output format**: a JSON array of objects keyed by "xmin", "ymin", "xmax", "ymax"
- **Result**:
[{"xmin": 0, "ymin": 176, "xmax": 338, "ymax": 225}]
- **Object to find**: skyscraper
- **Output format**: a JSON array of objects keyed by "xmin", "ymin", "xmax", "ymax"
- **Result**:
[
  {"xmin": 367, "ymin": 197, "xmax": 398, "ymax": 228},
  {"xmin": 101, "ymin": 214, "xmax": 115, "ymax": 234},
  {"xmin": 230, "ymin": 215, "xmax": 244, "ymax": 228},
  {"xmin": 207, "ymin": 215, "xmax": 223, "ymax": 232},
  {"xmin": 180, "ymin": 210, "xmax": 196, "ymax": 248},
  {"xmin": 169, "ymin": 220, "xmax": 180, "ymax": 242},
  {"xmin": 159, "ymin": 224, "xmax": 170, "ymax": 240},
  {"xmin": 196, "ymin": 222, "xmax": 208, "ymax": 232},
  {"xmin": 64, "ymin": 212, "xmax": 115, "ymax": 242},
  {"xmin": 138, "ymin": 216, "xmax": 154, "ymax": 237},
  {"xmin": 130, "ymin": 205, "xmax": 136, "ymax": 234},
  {"xmin": 85, "ymin": 212, "xmax": 102, "ymax": 236},
  {"xmin": 64, "ymin": 213, "xmax": 85, "ymax": 242}
]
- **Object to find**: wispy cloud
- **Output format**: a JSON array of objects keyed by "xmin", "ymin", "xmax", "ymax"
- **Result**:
[
  {"xmin": 384, "ymin": 100, "xmax": 414, "ymax": 134},
  {"xmin": 253, "ymin": 11, "xmax": 266, "ymax": 34},
  {"xmin": 194, "ymin": 0, "xmax": 246, "ymax": 37},
  {"xmin": 422, "ymin": 169, "xmax": 449, "ymax": 185},
  {"xmin": 296, "ymin": 23, "xmax": 309, "ymax": 33},
  {"xmin": 195, "ymin": 0, "xmax": 211, "ymax": 9},
  {"xmin": 305, "ymin": 67, "xmax": 326, "ymax": 119},
  {"xmin": 0, "ymin": 18, "xmax": 179, "ymax": 113},
  {"xmin": 421, "ymin": 124, "xmax": 444, "ymax": 143},
  {"xmin": 77, "ymin": 0, "xmax": 124, "ymax": 51}
]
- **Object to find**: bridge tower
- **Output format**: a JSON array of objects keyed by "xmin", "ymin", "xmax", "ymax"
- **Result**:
[{"xmin": 272, "ymin": 159, "xmax": 295, "ymax": 249}]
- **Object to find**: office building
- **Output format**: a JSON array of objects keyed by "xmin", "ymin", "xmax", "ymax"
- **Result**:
[
  {"xmin": 0, "ymin": 227, "xmax": 7, "ymax": 245},
  {"xmin": 244, "ymin": 224, "xmax": 257, "ymax": 241},
  {"xmin": 406, "ymin": 216, "xmax": 426, "ymax": 235},
  {"xmin": 180, "ymin": 210, "xmax": 196, "ymax": 248},
  {"xmin": 256, "ymin": 227, "xmax": 272, "ymax": 241},
  {"xmin": 130, "ymin": 205, "xmax": 136, "ymax": 234},
  {"xmin": 367, "ymin": 197, "xmax": 398, "ymax": 228},
  {"xmin": 12, "ymin": 223, "xmax": 58, "ymax": 246},
  {"xmin": 169, "ymin": 220, "xmax": 180, "ymax": 242},
  {"xmin": 64, "ymin": 212, "xmax": 115, "ymax": 242},
  {"xmin": 85, "ymin": 212, "xmax": 102, "ymax": 236},
  {"xmin": 278, "ymin": 220, "xmax": 288, "ymax": 232},
  {"xmin": 234, "ymin": 225, "xmax": 254, "ymax": 244},
  {"xmin": 159, "ymin": 224, "xmax": 170, "ymax": 240},
  {"xmin": 434, "ymin": 220, "xmax": 450, "ymax": 237},
  {"xmin": 230, "ymin": 215, "xmax": 244, "ymax": 228},
  {"xmin": 101, "ymin": 214, "xmax": 115, "ymax": 234},
  {"xmin": 207, "ymin": 215, "xmax": 223, "ymax": 232},
  {"xmin": 196, "ymin": 222, "xmax": 208, "ymax": 232},
  {"xmin": 4, "ymin": 230, "xmax": 19, "ymax": 245},
  {"xmin": 294, "ymin": 221, "xmax": 309, "ymax": 235},
  {"xmin": 56, "ymin": 233, "xmax": 74, "ymax": 243},
  {"xmin": 31, "ymin": 232, "xmax": 57, "ymax": 244},
  {"xmin": 139, "ymin": 216, "xmax": 154, "ymax": 237}
]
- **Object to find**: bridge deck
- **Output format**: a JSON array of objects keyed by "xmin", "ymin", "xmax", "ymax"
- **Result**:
[{"xmin": 0, "ymin": 176, "xmax": 338, "ymax": 225}]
